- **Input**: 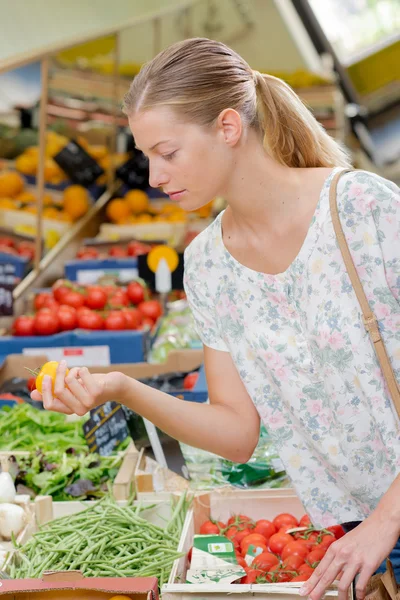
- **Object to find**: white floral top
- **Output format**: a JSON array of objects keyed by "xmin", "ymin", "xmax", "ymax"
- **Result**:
[{"xmin": 184, "ymin": 168, "xmax": 400, "ymax": 527}]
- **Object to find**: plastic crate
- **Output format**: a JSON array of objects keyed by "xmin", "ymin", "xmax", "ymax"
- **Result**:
[{"xmin": 65, "ymin": 257, "xmax": 138, "ymax": 284}]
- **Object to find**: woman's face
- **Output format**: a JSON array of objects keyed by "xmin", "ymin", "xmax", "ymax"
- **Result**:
[{"xmin": 129, "ymin": 106, "xmax": 237, "ymax": 211}]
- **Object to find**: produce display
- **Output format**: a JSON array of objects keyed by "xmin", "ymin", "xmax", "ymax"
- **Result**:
[
  {"xmin": 7, "ymin": 494, "xmax": 189, "ymax": 582},
  {"xmin": 191, "ymin": 511, "xmax": 345, "ymax": 584},
  {"xmin": 76, "ymin": 239, "xmax": 154, "ymax": 260},
  {"xmin": 11, "ymin": 278, "xmax": 163, "ymax": 335},
  {"xmin": 149, "ymin": 300, "xmax": 201, "ymax": 363},
  {"xmin": 0, "ymin": 472, "xmax": 29, "ymax": 542}
]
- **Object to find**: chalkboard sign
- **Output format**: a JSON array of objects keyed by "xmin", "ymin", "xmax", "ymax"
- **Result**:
[
  {"xmin": 83, "ymin": 401, "xmax": 129, "ymax": 456},
  {"xmin": 116, "ymin": 149, "xmax": 149, "ymax": 190},
  {"xmin": 0, "ymin": 262, "xmax": 15, "ymax": 316},
  {"xmin": 54, "ymin": 140, "xmax": 104, "ymax": 187}
]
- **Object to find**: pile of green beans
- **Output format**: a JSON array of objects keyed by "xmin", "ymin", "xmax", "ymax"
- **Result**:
[{"xmin": 8, "ymin": 494, "xmax": 189, "ymax": 585}]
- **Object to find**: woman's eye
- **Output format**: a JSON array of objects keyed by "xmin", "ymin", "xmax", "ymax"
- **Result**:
[{"xmin": 163, "ymin": 151, "xmax": 176, "ymax": 161}]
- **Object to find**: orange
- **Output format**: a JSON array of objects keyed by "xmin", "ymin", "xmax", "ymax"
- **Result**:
[
  {"xmin": 106, "ymin": 198, "xmax": 131, "ymax": 223},
  {"xmin": 44, "ymin": 159, "xmax": 65, "ymax": 182},
  {"xmin": 135, "ymin": 213, "xmax": 153, "ymax": 224},
  {"xmin": 125, "ymin": 189, "xmax": 149, "ymax": 215},
  {"xmin": 43, "ymin": 207, "xmax": 61, "ymax": 220},
  {"xmin": 0, "ymin": 198, "xmax": 18, "ymax": 210},
  {"xmin": 168, "ymin": 212, "xmax": 187, "ymax": 222},
  {"xmin": 63, "ymin": 185, "xmax": 90, "ymax": 221},
  {"xmin": 15, "ymin": 154, "xmax": 37, "ymax": 176},
  {"xmin": 16, "ymin": 191, "xmax": 36, "ymax": 204},
  {"xmin": 0, "ymin": 171, "xmax": 24, "ymax": 197},
  {"xmin": 54, "ymin": 211, "xmax": 73, "ymax": 223},
  {"xmin": 88, "ymin": 145, "xmax": 108, "ymax": 160},
  {"xmin": 23, "ymin": 205, "xmax": 38, "ymax": 214}
]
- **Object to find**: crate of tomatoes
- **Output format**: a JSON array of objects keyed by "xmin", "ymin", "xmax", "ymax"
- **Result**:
[
  {"xmin": 1, "ymin": 279, "xmax": 163, "ymax": 364},
  {"xmin": 163, "ymin": 488, "xmax": 340, "ymax": 600}
]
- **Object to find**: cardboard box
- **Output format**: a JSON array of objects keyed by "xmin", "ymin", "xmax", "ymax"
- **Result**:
[
  {"xmin": 163, "ymin": 488, "xmax": 338, "ymax": 600},
  {"xmin": 134, "ymin": 447, "xmax": 189, "ymax": 496},
  {"xmin": 0, "ymin": 570, "xmax": 158, "ymax": 600}
]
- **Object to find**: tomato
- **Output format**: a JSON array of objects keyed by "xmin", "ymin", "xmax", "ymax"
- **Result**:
[
  {"xmin": 41, "ymin": 297, "xmax": 60, "ymax": 312},
  {"xmin": 108, "ymin": 246, "xmax": 128, "ymax": 258},
  {"xmin": 291, "ymin": 574, "xmax": 310, "ymax": 582},
  {"xmin": 52, "ymin": 280, "xmax": 72, "ymax": 303},
  {"xmin": 319, "ymin": 534, "xmax": 335, "ymax": 549},
  {"xmin": 141, "ymin": 317, "xmax": 155, "ymax": 330},
  {"xmin": 283, "ymin": 555, "xmax": 305, "ymax": 571},
  {"xmin": 0, "ymin": 244, "xmax": 18, "ymax": 255},
  {"xmin": 108, "ymin": 290, "xmax": 130, "ymax": 308},
  {"xmin": 254, "ymin": 519, "xmax": 276, "ymax": 541},
  {"xmin": 36, "ymin": 361, "xmax": 69, "ymax": 394},
  {"xmin": 34, "ymin": 311, "xmax": 60, "ymax": 336},
  {"xmin": 0, "ymin": 237, "xmax": 14, "ymax": 248},
  {"xmin": 183, "ymin": 372, "xmax": 199, "ymax": 390},
  {"xmin": 227, "ymin": 514, "xmax": 254, "ymax": 527},
  {"xmin": 122, "ymin": 308, "xmax": 143, "ymax": 330},
  {"xmin": 58, "ymin": 306, "xmax": 78, "ymax": 331},
  {"xmin": 241, "ymin": 568, "xmax": 264, "ymax": 585},
  {"xmin": 234, "ymin": 528, "xmax": 253, "ymax": 545},
  {"xmin": 296, "ymin": 537, "xmax": 316, "ymax": 551},
  {"xmin": 307, "ymin": 547, "xmax": 326, "ymax": 565},
  {"xmin": 138, "ymin": 300, "xmax": 162, "ymax": 323},
  {"xmin": 298, "ymin": 564, "xmax": 315, "ymax": 577},
  {"xmin": 326, "ymin": 525, "xmax": 345, "ymax": 539},
  {"xmin": 27, "ymin": 376, "xmax": 37, "ymax": 392},
  {"xmin": 241, "ymin": 542, "xmax": 268, "ymax": 559},
  {"xmin": 240, "ymin": 533, "xmax": 267, "ymax": 553},
  {"xmin": 281, "ymin": 541, "xmax": 309, "ymax": 562},
  {"xmin": 187, "ymin": 547, "xmax": 193, "ymax": 564},
  {"xmin": 77, "ymin": 310, "xmax": 104, "ymax": 330},
  {"xmin": 299, "ymin": 514, "xmax": 312, "ymax": 528},
  {"xmin": 17, "ymin": 242, "xmax": 35, "ymax": 260},
  {"xmin": 273, "ymin": 570, "xmax": 294, "ymax": 583},
  {"xmin": 104, "ymin": 311, "xmax": 127, "ymax": 330},
  {"xmin": 63, "ymin": 290, "xmax": 85, "ymax": 309},
  {"xmin": 77, "ymin": 247, "xmax": 99, "ymax": 259},
  {"xmin": 34, "ymin": 292, "xmax": 52, "ymax": 312},
  {"xmin": 236, "ymin": 556, "xmax": 247, "ymax": 569},
  {"xmin": 127, "ymin": 241, "xmax": 152, "ymax": 257},
  {"xmin": 85, "ymin": 287, "xmax": 107, "ymax": 310},
  {"xmin": 13, "ymin": 315, "xmax": 35, "ymax": 336},
  {"xmin": 199, "ymin": 520, "xmax": 225, "ymax": 535},
  {"xmin": 268, "ymin": 532, "xmax": 293, "ymax": 555},
  {"xmin": 252, "ymin": 551, "xmax": 279, "ymax": 571},
  {"xmin": 273, "ymin": 513, "xmax": 298, "ymax": 531},
  {"xmin": 127, "ymin": 281, "xmax": 145, "ymax": 305}
]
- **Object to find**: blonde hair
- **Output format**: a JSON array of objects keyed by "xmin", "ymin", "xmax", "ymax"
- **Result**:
[{"xmin": 124, "ymin": 38, "xmax": 351, "ymax": 169}]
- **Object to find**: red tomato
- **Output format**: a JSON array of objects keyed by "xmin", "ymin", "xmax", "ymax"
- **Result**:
[
  {"xmin": 85, "ymin": 287, "xmax": 107, "ymax": 310},
  {"xmin": 122, "ymin": 308, "xmax": 143, "ymax": 330},
  {"xmin": 141, "ymin": 317, "xmax": 155, "ymax": 329},
  {"xmin": 227, "ymin": 515, "xmax": 254, "ymax": 527},
  {"xmin": 0, "ymin": 244, "xmax": 18, "ymax": 255},
  {"xmin": 0, "ymin": 237, "xmax": 14, "ymax": 248},
  {"xmin": 17, "ymin": 242, "xmax": 35, "ymax": 260},
  {"xmin": 103, "ymin": 311, "xmax": 126, "ymax": 330},
  {"xmin": 291, "ymin": 574, "xmax": 310, "ymax": 582},
  {"xmin": 127, "ymin": 281, "xmax": 145, "ymax": 305},
  {"xmin": 108, "ymin": 246, "xmax": 128, "ymax": 258},
  {"xmin": 34, "ymin": 311, "xmax": 59, "ymax": 336},
  {"xmin": 34, "ymin": 292, "xmax": 53, "ymax": 311},
  {"xmin": 240, "ymin": 533, "xmax": 268, "ymax": 553},
  {"xmin": 108, "ymin": 290, "xmax": 130, "ymax": 308},
  {"xmin": 298, "ymin": 564, "xmax": 315, "ymax": 577},
  {"xmin": 296, "ymin": 537, "xmax": 316, "ymax": 551},
  {"xmin": 52, "ymin": 280, "xmax": 71, "ymax": 303},
  {"xmin": 41, "ymin": 297, "xmax": 60, "ymax": 312},
  {"xmin": 77, "ymin": 247, "xmax": 99, "ymax": 259},
  {"xmin": 234, "ymin": 528, "xmax": 252, "ymax": 545},
  {"xmin": 199, "ymin": 520, "xmax": 225, "ymax": 535},
  {"xmin": 236, "ymin": 556, "xmax": 247, "ymax": 569},
  {"xmin": 273, "ymin": 570, "xmax": 294, "ymax": 583},
  {"xmin": 58, "ymin": 306, "xmax": 78, "ymax": 331},
  {"xmin": 281, "ymin": 541, "xmax": 309, "ymax": 562},
  {"xmin": 241, "ymin": 568, "xmax": 264, "ymax": 585},
  {"xmin": 63, "ymin": 290, "xmax": 85, "ymax": 309},
  {"xmin": 319, "ymin": 535, "xmax": 335, "ymax": 549},
  {"xmin": 138, "ymin": 300, "xmax": 162, "ymax": 323},
  {"xmin": 273, "ymin": 513, "xmax": 298, "ymax": 531},
  {"xmin": 241, "ymin": 542, "xmax": 268, "ymax": 559},
  {"xmin": 127, "ymin": 241, "xmax": 152, "ymax": 257},
  {"xmin": 187, "ymin": 547, "xmax": 193, "ymax": 564},
  {"xmin": 299, "ymin": 514, "xmax": 312, "ymax": 528},
  {"xmin": 252, "ymin": 552, "xmax": 279, "ymax": 571},
  {"xmin": 307, "ymin": 547, "xmax": 326, "ymax": 565},
  {"xmin": 13, "ymin": 315, "xmax": 35, "ymax": 337},
  {"xmin": 183, "ymin": 372, "xmax": 199, "ymax": 390},
  {"xmin": 326, "ymin": 525, "xmax": 345, "ymax": 539},
  {"xmin": 254, "ymin": 519, "xmax": 276, "ymax": 541},
  {"xmin": 27, "ymin": 376, "xmax": 36, "ymax": 392},
  {"xmin": 77, "ymin": 310, "xmax": 104, "ymax": 330},
  {"xmin": 282, "ymin": 555, "xmax": 305, "ymax": 571},
  {"xmin": 268, "ymin": 532, "xmax": 293, "ymax": 555}
]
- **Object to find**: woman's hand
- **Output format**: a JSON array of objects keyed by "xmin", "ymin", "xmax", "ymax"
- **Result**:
[
  {"xmin": 31, "ymin": 360, "xmax": 126, "ymax": 415},
  {"xmin": 300, "ymin": 512, "xmax": 399, "ymax": 600}
]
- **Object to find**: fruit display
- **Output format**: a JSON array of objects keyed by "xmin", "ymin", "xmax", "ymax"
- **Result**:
[
  {"xmin": 190, "ymin": 511, "xmax": 345, "ymax": 584},
  {"xmin": 10, "ymin": 278, "xmax": 162, "ymax": 336},
  {"xmin": 75, "ymin": 239, "xmax": 154, "ymax": 260},
  {"xmin": 0, "ymin": 234, "xmax": 35, "ymax": 262}
]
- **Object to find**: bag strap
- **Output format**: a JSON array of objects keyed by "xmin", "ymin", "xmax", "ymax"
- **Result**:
[{"xmin": 329, "ymin": 168, "xmax": 400, "ymax": 416}]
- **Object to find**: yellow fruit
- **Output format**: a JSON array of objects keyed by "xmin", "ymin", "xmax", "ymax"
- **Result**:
[
  {"xmin": 44, "ymin": 159, "xmax": 64, "ymax": 182},
  {"xmin": 161, "ymin": 202, "xmax": 178, "ymax": 214},
  {"xmin": 0, "ymin": 198, "xmax": 18, "ymax": 210},
  {"xmin": 76, "ymin": 136, "xmax": 90, "ymax": 151},
  {"xmin": 15, "ymin": 225, "xmax": 36, "ymax": 236},
  {"xmin": 153, "ymin": 215, "xmax": 168, "ymax": 223},
  {"xmin": 15, "ymin": 154, "xmax": 37, "ymax": 176},
  {"xmin": 43, "ymin": 207, "xmax": 61, "ymax": 220},
  {"xmin": 45, "ymin": 230, "xmax": 60, "ymax": 249},
  {"xmin": 168, "ymin": 212, "xmax": 187, "ymax": 222},
  {"xmin": 56, "ymin": 211, "xmax": 73, "ymax": 223},
  {"xmin": 16, "ymin": 191, "xmax": 36, "ymax": 204},
  {"xmin": 135, "ymin": 213, "xmax": 153, "ymax": 224},
  {"xmin": 63, "ymin": 185, "xmax": 90, "ymax": 220},
  {"xmin": 106, "ymin": 198, "xmax": 131, "ymax": 223},
  {"xmin": 0, "ymin": 171, "xmax": 24, "ymax": 197},
  {"xmin": 25, "ymin": 146, "xmax": 39, "ymax": 158},
  {"xmin": 125, "ymin": 189, "xmax": 149, "ymax": 215},
  {"xmin": 88, "ymin": 145, "xmax": 108, "ymax": 160},
  {"xmin": 23, "ymin": 205, "xmax": 37, "ymax": 214}
]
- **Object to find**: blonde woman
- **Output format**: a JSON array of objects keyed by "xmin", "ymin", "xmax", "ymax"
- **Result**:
[{"xmin": 32, "ymin": 38, "xmax": 400, "ymax": 600}]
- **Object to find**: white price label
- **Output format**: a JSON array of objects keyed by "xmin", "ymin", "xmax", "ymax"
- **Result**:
[{"xmin": 23, "ymin": 345, "xmax": 110, "ymax": 367}]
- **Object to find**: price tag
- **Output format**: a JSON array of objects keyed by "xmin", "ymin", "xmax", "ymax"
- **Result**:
[
  {"xmin": 0, "ymin": 262, "xmax": 15, "ymax": 316},
  {"xmin": 116, "ymin": 149, "xmax": 149, "ymax": 189},
  {"xmin": 83, "ymin": 401, "xmax": 130, "ymax": 456},
  {"xmin": 54, "ymin": 140, "xmax": 104, "ymax": 187},
  {"xmin": 23, "ymin": 346, "xmax": 110, "ymax": 367}
]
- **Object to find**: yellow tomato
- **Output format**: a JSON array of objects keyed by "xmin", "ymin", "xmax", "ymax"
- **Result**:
[{"xmin": 35, "ymin": 361, "xmax": 69, "ymax": 394}]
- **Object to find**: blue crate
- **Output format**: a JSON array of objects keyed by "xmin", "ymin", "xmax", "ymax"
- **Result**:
[
  {"xmin": 65, "ymin": 258, "xmax": 138, "ymax": 283},
  {"xmin": 0, "ymin": 329, "xmax": 148, "ymax": 366},
  {"xmin": 169, "ymin": 364, "xmax": 208, "ymax": 403},
  {"xmin": 0, "ymin": 253, "xmax": 30, "ymax": 280}
]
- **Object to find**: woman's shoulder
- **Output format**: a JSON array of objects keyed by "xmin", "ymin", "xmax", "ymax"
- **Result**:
[{"xmin": 335, "ymin": 169, "xmax": 399, "ymax": 209}]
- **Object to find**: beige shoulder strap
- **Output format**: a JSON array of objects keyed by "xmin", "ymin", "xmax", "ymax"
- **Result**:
[{"xmin": 329, "ymin": 168, "xmax": 400, "ymax": 417}]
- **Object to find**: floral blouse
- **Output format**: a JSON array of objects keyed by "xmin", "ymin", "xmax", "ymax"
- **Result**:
[{"xmin": 184, "ymin": 168, "xmax": 400, "ymax": 527}]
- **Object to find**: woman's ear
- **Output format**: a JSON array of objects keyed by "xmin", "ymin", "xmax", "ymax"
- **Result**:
[{"xmin": 216, "ymin": 108, "xmax": 243, "ymax": 147}]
